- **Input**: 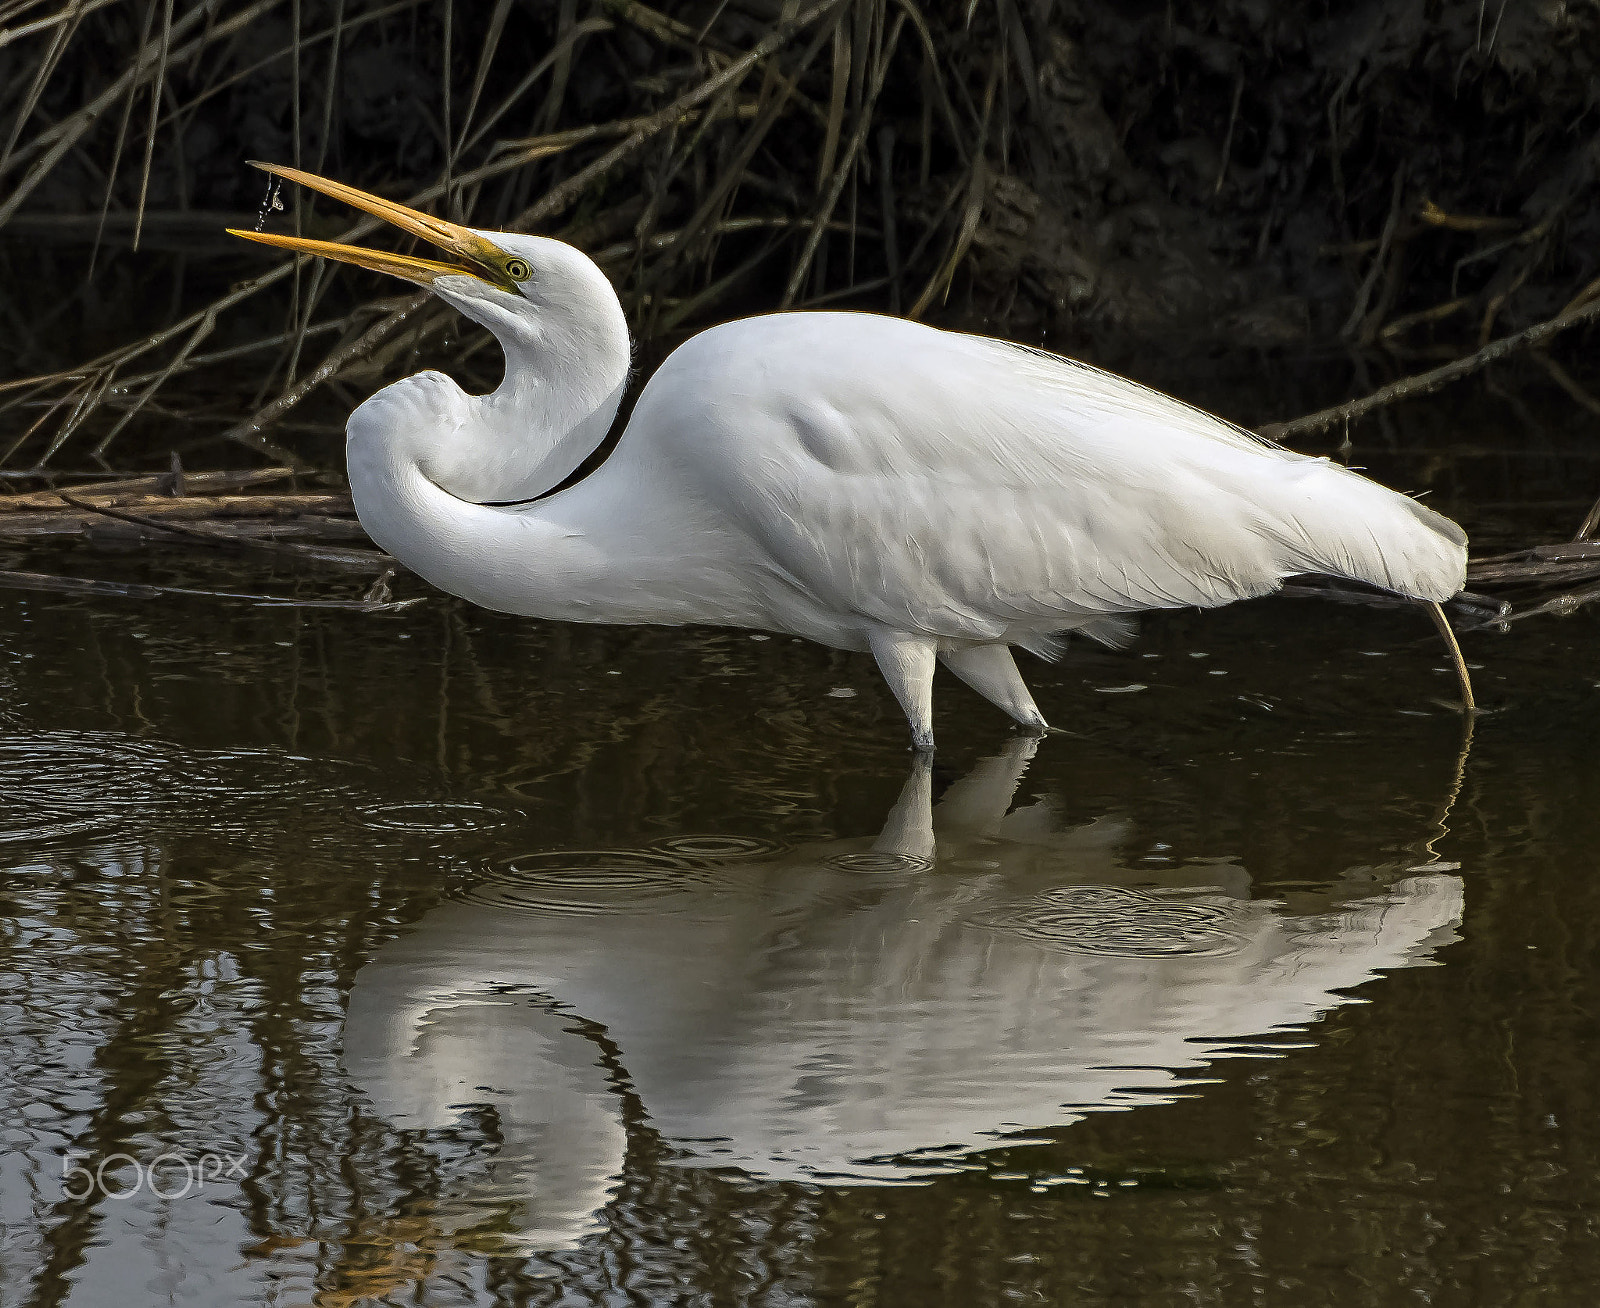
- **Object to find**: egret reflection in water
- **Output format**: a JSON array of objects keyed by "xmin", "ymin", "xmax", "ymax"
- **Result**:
[{"xmin": 343, "ymin": 738, "xmax": 1465, "ymax": 1252}]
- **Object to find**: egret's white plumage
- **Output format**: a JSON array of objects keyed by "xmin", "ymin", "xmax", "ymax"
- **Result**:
[{"xmin": 233, "ymin": 165, "xmax": 1469, "ymax": 751}]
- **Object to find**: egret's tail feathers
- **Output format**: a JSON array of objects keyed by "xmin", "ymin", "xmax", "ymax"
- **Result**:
[
  {"xmin": 1265, "ymin": 466, "xmax": 1467, "ymax": 603},
  {"xmin": 1078, "ymin": 615, "xmax": 1140, "ymax": 649},
  {"xmin": 1018, "ymin": 616, "xmax": 1137, "ymax": 663},
  {"xmin": 1017, "ymin": 633, "xmax": 1066, "ymax": 662}
]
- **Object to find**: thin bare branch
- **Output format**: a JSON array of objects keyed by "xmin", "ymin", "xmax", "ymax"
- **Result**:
[{"xmin": 1262, "ymin": 296, "xmax": 1600, "ymax": 442}]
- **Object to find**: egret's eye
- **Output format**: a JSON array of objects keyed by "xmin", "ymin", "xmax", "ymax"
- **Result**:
[{"xmin": 504, "ymin": 257, "xmax": 532, "ymax": 283}]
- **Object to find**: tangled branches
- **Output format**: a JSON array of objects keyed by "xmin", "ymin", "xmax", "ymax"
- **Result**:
[
  {"xmin": 0, "ymin": 0, "xmax": 1598, "ymax": 473},
  {"xmin": 1, "ymin": 0, "xmax": 1042, "ymax": 469}
]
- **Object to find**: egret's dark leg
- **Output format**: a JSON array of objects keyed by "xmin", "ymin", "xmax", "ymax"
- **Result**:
[
  {"xmin": 870, "ymin": 629, "xmax": 939, "ymax": 752},
  {"xmin": 940, "ymin": 645, "xmax": 1049, "ymax": 734}
]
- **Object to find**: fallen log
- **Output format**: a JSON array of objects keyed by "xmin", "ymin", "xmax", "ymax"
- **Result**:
[
  {"xmin": 0, "ymin": 492, "xmax": 353, "ymax": 517},
  {"xmin": 0, "ymin": 467, "xmax": 298, "ymax": 504},
  {"xmin": 44, "ymin": 490, "xmax": 389, "ymax": 569}
]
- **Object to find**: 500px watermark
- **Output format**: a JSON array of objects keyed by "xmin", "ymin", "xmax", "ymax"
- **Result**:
[{"xmin": 60, "ymin": 1150, "xmax": 248, "ymax": 1200}]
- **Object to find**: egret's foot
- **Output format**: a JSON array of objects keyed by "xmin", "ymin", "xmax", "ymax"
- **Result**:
[{"xmin": 939, "ymin": 645, "xmax": 1049, "ymax": 739}]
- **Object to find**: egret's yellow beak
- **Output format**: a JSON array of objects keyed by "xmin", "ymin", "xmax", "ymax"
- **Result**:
[{"xmin": 227, "ymin": 162, "xmax": 514, "ymax": 288}]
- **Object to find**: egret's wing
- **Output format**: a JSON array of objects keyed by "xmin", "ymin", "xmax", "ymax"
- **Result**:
[{"xmin": 646, "ymin": 313, "xmax": 1463, "ymax": 642}]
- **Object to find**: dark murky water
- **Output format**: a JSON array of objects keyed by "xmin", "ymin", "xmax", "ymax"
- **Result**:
[{"xmin": 3, "ymin": 428, "xmax": 1600, "ymax": 1305}]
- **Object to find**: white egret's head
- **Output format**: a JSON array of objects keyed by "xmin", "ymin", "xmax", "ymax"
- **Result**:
[
  {"xmin": 227, "ymin": 162, "xmax": 623, "ymax": 355},
  {"xmin": 427, "ymin": 231, "xmax": 624, "ymax": 356}
]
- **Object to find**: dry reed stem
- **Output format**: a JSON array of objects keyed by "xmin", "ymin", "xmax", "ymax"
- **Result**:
[
  {"xmin": 784, "ymin": 12, "xmax": 905, "ymax": 305},
  {"xmin": 0, "ymin": 466, "xmax": 296, "ymax": 503}
]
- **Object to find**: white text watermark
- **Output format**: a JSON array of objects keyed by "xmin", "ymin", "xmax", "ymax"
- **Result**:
[{"xmin": 60, "ymin": 1149, "xmax": 249, "ymax": 1200}]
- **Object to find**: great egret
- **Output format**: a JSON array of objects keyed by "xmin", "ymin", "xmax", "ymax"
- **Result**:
[{"xmin": 232, "ymin": 163, "xmax": 1473, "ymax": 751}]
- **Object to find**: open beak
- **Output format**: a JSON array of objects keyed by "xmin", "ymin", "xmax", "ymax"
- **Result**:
[{"xmin": 227, "ymin": 161, "xmax": 512, "ymax": 288}]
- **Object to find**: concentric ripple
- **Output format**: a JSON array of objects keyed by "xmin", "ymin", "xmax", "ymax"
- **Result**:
[
  {"xmin": 0, "ymin": 731, "xmax": 360, "ymax": 846},
  {"xmin": 652, "ymin": 834, "xmax": 779, "ymax": 861},
  {"xmin": 0, "ymin": 733, "xmax": 226, "ymax": 844},
  {"xmin": 976, "ymin": 884, "xmax": 1253, "ymax": 957},
  {"xmin": 464, "ymin": 834, "xmax": 783, "ymax": 914},
  {"xmin": 826, "ymin": 850, "xmax": 935, "ymax": 874},
  {"xmin": 466, "ymin": 848, "xmax": 732, "ymax": 915},
  {"xmin": 353, "ymin": 801, "xmax": 511, "ymax": 833}
]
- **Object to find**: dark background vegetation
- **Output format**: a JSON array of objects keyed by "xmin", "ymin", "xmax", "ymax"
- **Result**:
[{"xmin": 1, "ymin": 0, "xmax": 1598, "ymax": 471}]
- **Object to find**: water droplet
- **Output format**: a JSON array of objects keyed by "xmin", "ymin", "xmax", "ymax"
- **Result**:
[{"xmin": 254, "ymin": 177, "xmax": 283, "ymax": 231}]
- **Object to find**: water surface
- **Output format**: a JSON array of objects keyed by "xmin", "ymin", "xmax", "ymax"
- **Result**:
[{"xmin": 2, "ymin": 434, "xmax": 1600, "ymax": 1304}]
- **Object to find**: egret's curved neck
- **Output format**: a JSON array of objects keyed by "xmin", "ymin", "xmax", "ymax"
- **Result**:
[
  {"xmin": 347, "ymin": 399, "xmax": 756, "ymax": 629},
  {"xmin": 344, "ymin": 267, "xmax": 768, "ymax": 628},
  {"xmin": 344, "ymin": 283, "xmax": 763, "ymax": 628},
  {"xmin": 421, "ymin": 282, "xmax": 632, "ymax": 505}
]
